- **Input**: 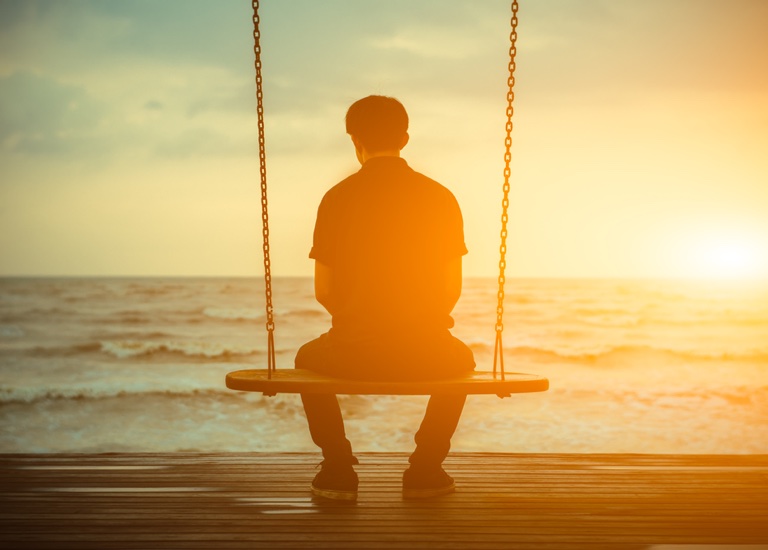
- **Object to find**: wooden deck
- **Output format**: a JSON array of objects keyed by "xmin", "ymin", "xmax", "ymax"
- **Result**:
[{"xmin": 1, "ymin": 453, "xmax": 767, "ymax": 549}]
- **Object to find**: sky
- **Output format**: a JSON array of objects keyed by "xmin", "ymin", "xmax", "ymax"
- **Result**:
[{"xmin": 1, "ymin": 0, "xmax": 767, "ymax": 279}]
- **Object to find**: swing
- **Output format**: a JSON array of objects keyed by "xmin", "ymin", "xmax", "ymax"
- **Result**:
[{"xmin": 226, "ymin": 0, "xmax": 548, "ymax": 398}]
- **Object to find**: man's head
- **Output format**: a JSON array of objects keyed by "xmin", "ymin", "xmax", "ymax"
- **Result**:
[{"xmin": 345, "ymin": 95, "xmax": 409, "ymax": 157}]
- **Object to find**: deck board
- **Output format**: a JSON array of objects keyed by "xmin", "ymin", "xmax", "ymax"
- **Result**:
[{"xmin": 1, "ymin": 453, "xmax": 767, "ymax": 549}]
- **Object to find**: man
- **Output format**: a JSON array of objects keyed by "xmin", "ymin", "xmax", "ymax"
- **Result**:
[{"xmin": 295, "ymin": 95, "xmax": 475, "ymax": 501}]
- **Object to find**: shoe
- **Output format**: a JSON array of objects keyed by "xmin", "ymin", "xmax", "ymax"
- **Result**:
[
  {"xmin": 311, "ymin": 462, "xmax": 358, "ymax": 501},
  {"xmin": 402, "ymin": 465, "xmax": 456, "ymax": 499}
]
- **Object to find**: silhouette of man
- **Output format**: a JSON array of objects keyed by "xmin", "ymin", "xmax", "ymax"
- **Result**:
[{"xmin": 295, "ymin": 95, "xmax": 475, "ymax": 500}]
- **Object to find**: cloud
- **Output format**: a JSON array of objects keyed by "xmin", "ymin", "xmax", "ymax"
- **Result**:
[
  {"xmin": 0, "ymin": 0, "xmax": 252, "ymax": 75},
  {"xmin": 520, "ymin": 0, "xmax": 768, "ymax": 104},
  {"xmin": 0, "ymin": 0, "xmax": 509, "ymax": 164},
  {"xmin": 0, "ymin": 68, "xmax": 262, "ymax": 162},
  {"xmin": 152, "ymin": 127, "xmax": 255, "ymax": 159},
  {"xmin": 0, "ymin": 0, "xmax": 32, "ymax": 32},
  {"xmin": 367, "ymin": 15, "xmax": 495, "ymax": 61},
  {"xmin": 0, "ymin": 71, "xmax": 107, "ymax": 155},
  {"xmin": 0, "ymin": 1, "xmax": 266, "ymax": 163},
  {"xmin": 186, "ymin": 80, "xmax": 254, "ymax": 118}
]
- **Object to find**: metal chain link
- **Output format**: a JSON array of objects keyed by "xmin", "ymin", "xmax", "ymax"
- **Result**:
[
  {"xmin": 252, "ymin": 0, "xmax": 276, "ymax": 377},
  {"xmin": 493, "ymin": 0, "xmax": 519, "ymax": 381}
]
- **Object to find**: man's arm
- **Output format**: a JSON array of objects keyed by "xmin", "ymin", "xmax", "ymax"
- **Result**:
[
  {"xmin": 314, "ymin": 260, "xmax": 336, "ymax": 315},
  {"xmin": 445, "ymin": 255, "xmax": 462, "ymax": 313}
]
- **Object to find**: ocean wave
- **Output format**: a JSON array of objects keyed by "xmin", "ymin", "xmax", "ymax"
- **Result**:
[
  {"xmin": 570, "ymin": 307, "xmax": 768, "ymax": 328},
  {"xmin": 202, "ymin": 307, "xmax": 264, "ymax": 322},
  {"xmin": 24, "ymin": 339, "xmax": 302, "ymax": 361},
  {"xmin": 203, "ymin": 306, "xmax": 328, "ymax": 321},
  {"xmin": 0, "ymin": 386, "xmax": 238, "ymax": 405},
  {"xmin": 99, "ymin": 340, "xmax": 261, "ymax": 360},
  {"xmin": 30, "ymin": 342, "xmax": 104, "ymax": 357},
  {"xmin": 3, "ymin": 382, "xmax": 766, "ymax": 410},
  {"xmin": 281, "ymin": 308, "xmax": 328, "ymax": 319},
  {"xmin": 89, "ymin": 330, "xmax": 175, "ymax": 341},
  {"xmin": 574, "ymin": 313, "xmax": 642, "ymax": 327},
  {"xmin": 107, "ymin": 308, "xmax": 218, "ymax": 325},
  {"xmin": 468, "ymin": 342, "xmax": 768, "ymax": 364},
  {"xmin": 113, "ymin": 310, "xmax": 153, "ymax": 324},
  {"xmin": 124, "ymin": 283, "xmax": 186, "ymax": 297},
  {"xmin": 17, "ymin": 307, "xmax": 72, "ymax": 318},
  {"xmin": 25, "ymin": 337, "xmax": 768, "ymax": 365},
  {"xmin": 648, "ymin": 314, "xmax": 768, "ymax": 327}
]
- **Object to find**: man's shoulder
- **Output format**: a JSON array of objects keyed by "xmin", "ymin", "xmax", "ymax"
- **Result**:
[
  {"xmin": 316, "ymin": 172, "xmax": 357, "ymax": 210},
  {"xmin": 321, "ymin": 160, "xmax": 458, "ymax": 206},
  {"xmin": 324, "ymin": 167, "xmax": 366, "ymax": 195},
  {"xmin": 409, "ymin": 168, "xmax": 455, "ymax": 196}
]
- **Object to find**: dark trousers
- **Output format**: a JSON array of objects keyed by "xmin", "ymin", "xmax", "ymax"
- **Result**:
[
  {"xmin": 300, "ymin": 391, "xmax": 467, "ymax": 466},
  {"xmin": 295, "ymin": 332, "xmax": 473, "ymax": 466}
]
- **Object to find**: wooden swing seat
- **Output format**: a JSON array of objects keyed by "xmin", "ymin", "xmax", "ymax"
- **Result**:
[{"xmin": 225, "ymin": 369, "xmax": 548, "ymax": 397}]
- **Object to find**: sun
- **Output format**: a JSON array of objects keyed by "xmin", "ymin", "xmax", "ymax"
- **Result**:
[{"xmin": 687, "ymin": 234, "xmax": 766, "ymax": 279}]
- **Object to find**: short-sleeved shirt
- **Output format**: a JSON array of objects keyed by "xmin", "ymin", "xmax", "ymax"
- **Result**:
[{"xmin": 310, "ymin": 156, "xmax": 467, "ymax": 343}]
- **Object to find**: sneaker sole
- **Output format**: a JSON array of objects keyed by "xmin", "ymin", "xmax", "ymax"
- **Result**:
[
  {"xmin": 402, "ymin": 481, "xmax": 456, "ymax": 499},
  {"xmin": 311, "ymin": 485, "xmax": 358, "ymax": 501}
]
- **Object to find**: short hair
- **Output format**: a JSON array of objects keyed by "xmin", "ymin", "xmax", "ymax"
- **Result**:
[{"xmin": 345, "ymin": 95, "xmax": 409, "ymax": 152}]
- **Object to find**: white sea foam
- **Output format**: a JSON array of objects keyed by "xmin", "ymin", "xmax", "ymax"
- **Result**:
[{"xmin": 0, "ymin": 325, "xmax": 25, "ymax": 338}]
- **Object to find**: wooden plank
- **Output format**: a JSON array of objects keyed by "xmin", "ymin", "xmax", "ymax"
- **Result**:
[
  {"xmin": 225, "ymin": 369, "xmax": 549, "ymax": 396},
  {"xmin": 2, "ymin": 453, "xmax": 767, "ymax": 549}
]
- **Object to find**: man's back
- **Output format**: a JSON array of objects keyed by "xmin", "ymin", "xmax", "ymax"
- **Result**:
[{"xmin": 310, "ymin": 157, "xmax": 467, "ymax": 340}]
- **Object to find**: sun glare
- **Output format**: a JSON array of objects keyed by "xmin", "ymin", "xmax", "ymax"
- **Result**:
[{"xmin": 688, "ymin": 235, "xmax": 765, "ymax": 279}]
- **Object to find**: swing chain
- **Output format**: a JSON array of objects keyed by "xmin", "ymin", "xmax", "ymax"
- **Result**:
[
  {"xmin": 252, "ymin": 0, "xmax": 276, "ymax": 376},
  {"xmin": 494, "ymin": 0, "xmax": 519, "ymax": 381}
]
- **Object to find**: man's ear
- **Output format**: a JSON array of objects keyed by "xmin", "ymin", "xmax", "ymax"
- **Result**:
[{"xmin": 400, "ymin": 132, "xmax": 410, "ymax": 150}]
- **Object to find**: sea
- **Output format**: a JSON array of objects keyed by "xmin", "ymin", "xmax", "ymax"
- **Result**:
[{"xmin": 1, "ymin": 277, "xmax": 767, "ymax": 454}]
